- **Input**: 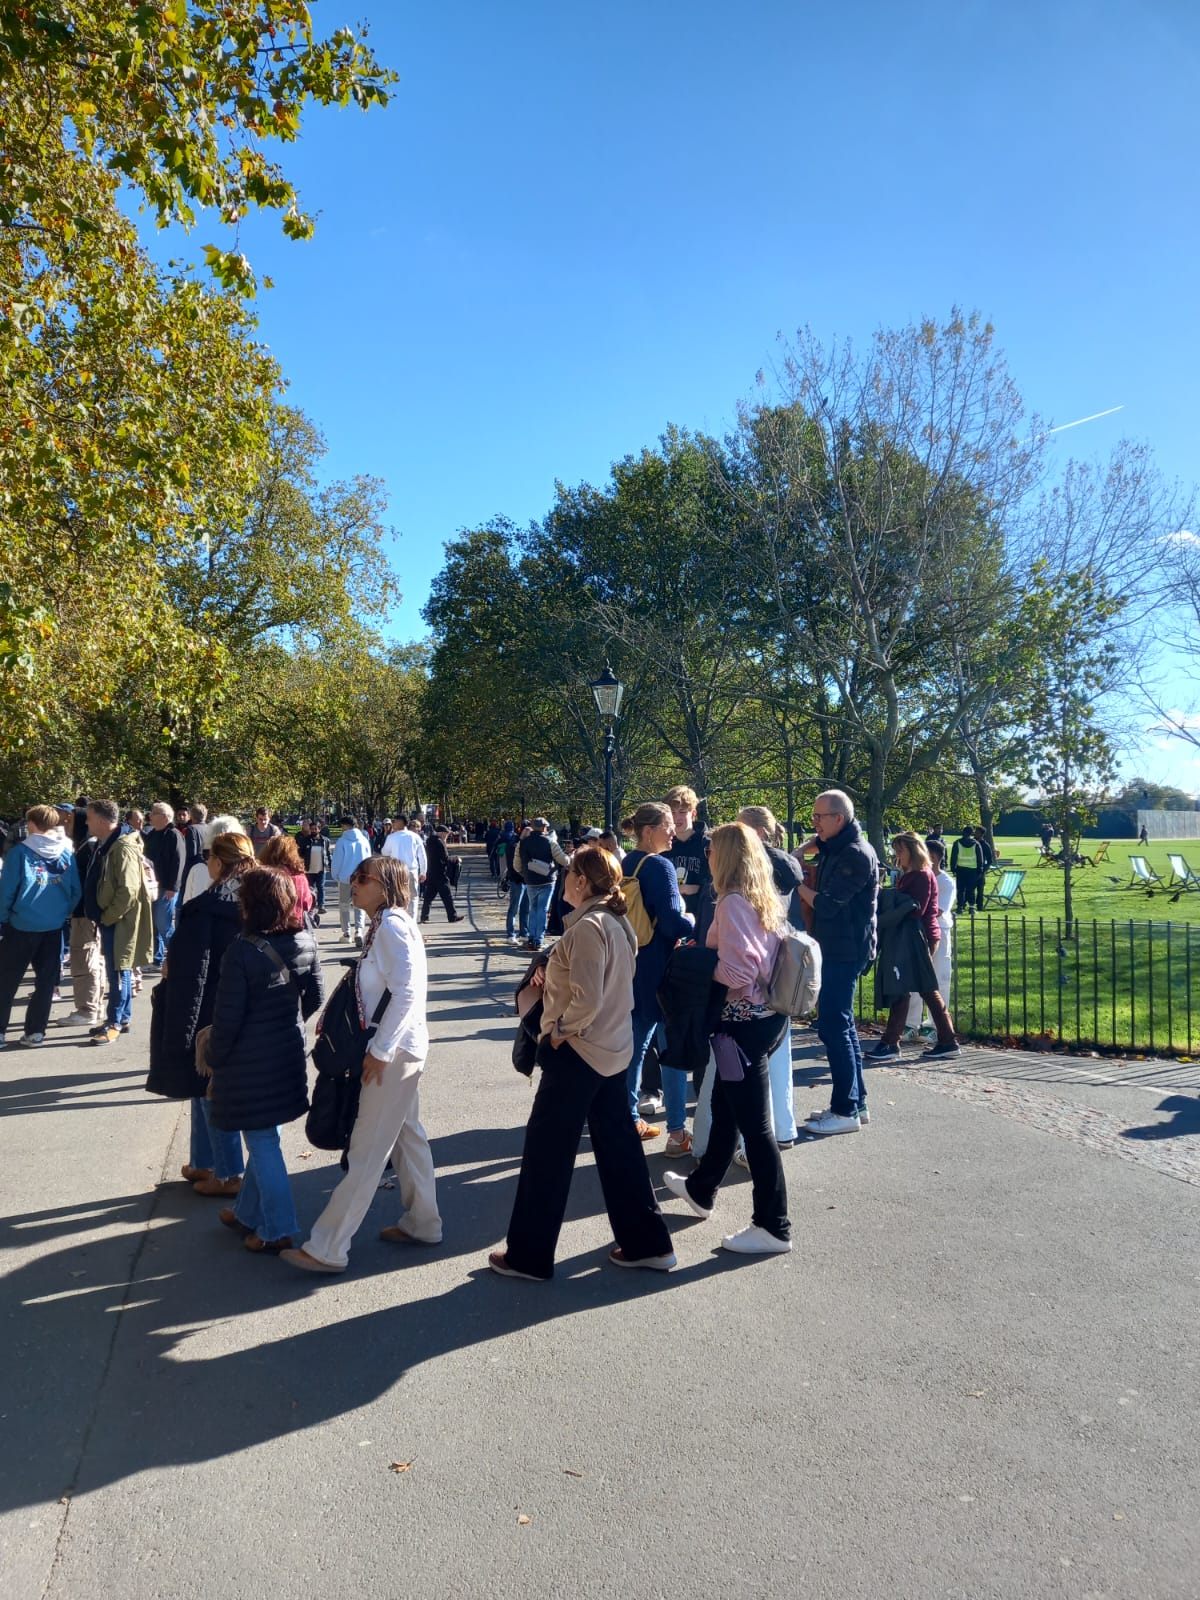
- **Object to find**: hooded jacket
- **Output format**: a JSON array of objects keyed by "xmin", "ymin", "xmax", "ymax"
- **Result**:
[
  {"xmin": 0, "ymin": 833, "xmax": 80, "ymax": 932},
  {"xmin": 95, "ymin": 827, "xmax": 155, "ymax": 970}
]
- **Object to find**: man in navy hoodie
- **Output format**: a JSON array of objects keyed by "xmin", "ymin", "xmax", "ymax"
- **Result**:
[
  {"xmin": 0, "ymin": 805, "xmax": 81, "ymax": 1047},
  {"xmin": 796, "ymin": 790, "xmax": 879, "ymax": 1136}
]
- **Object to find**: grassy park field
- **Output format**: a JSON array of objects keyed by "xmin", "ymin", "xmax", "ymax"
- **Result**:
[{"xmin": 873, "ymin": 838, "xmax": 1200, "ymax": 1057}]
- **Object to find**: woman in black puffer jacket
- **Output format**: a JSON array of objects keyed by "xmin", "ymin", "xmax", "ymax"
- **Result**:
[
  {"xmin": 146, "ymin": 831, "xmax": 255, "ymax": 1198},
  {"xmin": 205, "ymin": 866, "xmax": 323, "ymax": 1254}
]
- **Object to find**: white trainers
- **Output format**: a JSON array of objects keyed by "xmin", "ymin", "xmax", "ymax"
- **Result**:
[
  {"xmin": 21, "ymin": 1032, "xmax": 46, "ymax": 1046},
  {"xmin": 66, "ymin": 1011, "xmax": 98, "ymax": 1026},
  {"xmin": 721, "ymin": 1225, "xmax": 792, "ymax": 1255},
  {"xmin": 732, "ymin": 1145, "xmax": 749, "ymax": 1170},
  {"xmin": 859, "ymin": 1106, "xmax": 871, "ymax": 1126},
  {"xmin": 639, "ymin": 1093, "xmax": 666, "ymax": 1116},
  {"xmin": 662, "ymin": 1170, "xmax": 712, "ymax": 1218},
  {"xmin": 803, "ymin": 1109, "xmax": 861, "ymax": 1135}
]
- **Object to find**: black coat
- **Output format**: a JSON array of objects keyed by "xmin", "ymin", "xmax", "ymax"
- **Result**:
[
  {"xmin": 657, "ymin": 945, "xmax": 727, "ymax": 1076},
  {"xmin": 873, "ymin": 887, "xmax": 938, "ymax": 1006},
  {"xmin": 146, "ymin": 878, "xmax": 244, "ymax": 1100},
  {"xmin": 205, "ymin": 929, "xmax": 324, "ymax": 1132},
  {"xmin": 144, "ymin": 823, "xmax": 186, "ymax": 894},
  {"xmin": 811, "ymin": 819, "xmax": 879, "ymax": 967},
  {"xmin": 425, "ymin": 833, "xmax": 450, "ymax": 887}
]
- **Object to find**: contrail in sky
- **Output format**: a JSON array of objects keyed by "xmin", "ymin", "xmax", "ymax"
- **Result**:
[{"xmin": 1046, "ymin": 405, "xmax": 1124, "ymax": 435}]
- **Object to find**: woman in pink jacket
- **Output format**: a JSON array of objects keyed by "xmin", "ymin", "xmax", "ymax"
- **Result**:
[{"xmin": 663, "ymin": 822, "xmax": 792, "ymax": 1255}]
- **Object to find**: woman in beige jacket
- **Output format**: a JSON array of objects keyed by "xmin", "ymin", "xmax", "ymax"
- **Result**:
[{"xmin": 489, "ymin": 846, "xmax": 676, "ymax": 1280}]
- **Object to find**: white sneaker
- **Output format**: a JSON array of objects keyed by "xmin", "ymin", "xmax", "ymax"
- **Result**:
[
  {"xmin": 20, "ymin": 1032, "xmax": 46, "ymax": 1046},
  {"xmin": 66, "ymin": 1010, "xmax": 98, "ymax": 1025},
  {"xmin": 901, "ymin": 1026, "xmax": 921, "ymax": 1042},
  {"xmin": 859, "ymin": 1106, "xmax": 871, "ymax": 1126},
  {"xmin": 662, "ymin": 1170, "xmax": 712, "ymax": 1218},
  {"xmin": 639, "ymin": 1094, "xmax": 666, "ymax": 1116},
  {"xmin": 733, "ymin": 1146, "xmax": 749, "ymax": 1170},
  {"xmin": 721, "ymin": 1225, "xmax": 792, "ymax": 1255},
  {"xmin": 803, "ymin": 1109, "xmax": 861, "ymax": 1135}
]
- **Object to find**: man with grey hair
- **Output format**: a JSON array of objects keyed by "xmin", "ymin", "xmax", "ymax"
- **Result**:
[
  {"xmin": 143, "ymin": 802, "xmax": 185, "ymax": 964},
  {"xmin": 795, "ymin": 789, "xmax": 879, "ymax": 1135}
]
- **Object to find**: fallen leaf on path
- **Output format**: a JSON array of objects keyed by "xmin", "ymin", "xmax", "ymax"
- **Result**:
[
  {"xmin": 297, "ymin": 1150, "xmax": 313, "ymax": 1160},
  {"xmin": 390, "ymin": 1460, "xmax": 415, "ymax": 1473},
  {"xmin": 516, "ymin": 1513, "xmax": 531, "ymax": 1525},
  {"xmin": 1112, "ymin": 1511, "xmax": 1125, "ymax": 1521},
  {"xmin": 966, "ymin": 1390, "xmax": 986, "ymax": 1398}
]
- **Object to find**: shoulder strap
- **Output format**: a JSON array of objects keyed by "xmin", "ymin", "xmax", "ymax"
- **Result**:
[
  {"xmin": 630, "ymin": 856, "xmax": 648, "ymax": 881},
  {"xmin": 247, "ymin": 934, "xmax": 301, "ymax": 996}
]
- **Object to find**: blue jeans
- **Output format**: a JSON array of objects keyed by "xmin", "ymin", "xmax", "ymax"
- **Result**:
[
  {"xmin": 99, "ymin": 924, "xmax": 133, "ymax": 1028},
  {"xmin": 233, "ymin": 1126, "xmax": 298, "ymax": 1241},
  {"xmin": 190, "ymin": 1097, "xmax": 245, "ymax": 1179},
  {"xmin": 525, "ymin": 883, "xmax": 553, "ymax": 948},
  {"xmin": 815, "ymin": 958, "xmax": 868, "ymax": 1117},
  {"xmin": 625, "ymin": 1012, "xmax": 688, "ymax": 1131},
  {"xmin": 506, "ymin": 881, "xmax": 528, "ymax": 940},
  {"xmin": 152, "ymin": 893, "xmax": 177, "ymax": 963}
]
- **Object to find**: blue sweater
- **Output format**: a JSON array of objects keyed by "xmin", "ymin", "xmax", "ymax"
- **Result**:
[{"xmin": 622, "ymin": 850, "xmax": 694, "ymax": 1020}]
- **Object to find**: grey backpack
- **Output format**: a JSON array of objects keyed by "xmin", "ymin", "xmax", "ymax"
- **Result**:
[{"xmin": 766, "ymin": 927, "xmax": 822, "ymax": 1017}]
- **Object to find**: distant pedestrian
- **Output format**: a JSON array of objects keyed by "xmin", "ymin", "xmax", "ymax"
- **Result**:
[
  {"xmin": 86, "ymin": 800, "xmax": 154, "ymax": 1045},
  {"xmin": 143, "ymin": 801, "xmax": 186, "ymax": 963},
  {"xmin": 420, "ymin": 826, "xmax": 463, "ymax": 924},
  {"xmin": 298, "ymin": 819, "xmax": 330, "ymax": 923},
  {"xmin": 257, "ymin": 832, "xmax": 315, "ymax": 924},
  {"xmin": 330, "ymin": 817, "xmax": 372, "ymax": 945},
  {"xmin": 250, "ymin": 807, "xmax": 282, "ymax": 858},
  {"xmin": 1138, "ymin": 822, "xmax": 1149, "ymax": 846},
  {"xmin": 950, "ymin": 826, "xmax": 983, "ymax": 917},
  {"xmin": 0, "ymin": 805, "xmax": 80, "ymax": 1048},
  {"xmin": 867, "ymin": 833, "xmax": 959, "ymax": 1062},
  {"xmin": 972, "ymin": 827, "xmax": 994, "ymax": 911}
]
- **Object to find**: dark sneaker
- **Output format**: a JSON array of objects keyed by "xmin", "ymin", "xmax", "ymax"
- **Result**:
[
  {"xmin": 866, "ymin": 1043, "xmax": 900, "ymax": 1061},
  {"xmin": 922, "ymin": 1040, "xmax": 962, "ymax": 1059}
]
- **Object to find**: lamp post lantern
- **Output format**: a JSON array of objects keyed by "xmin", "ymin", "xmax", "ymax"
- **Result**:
[{"xmin": 589, "ymin": 664, "xmax": 625, "ymax": 832}]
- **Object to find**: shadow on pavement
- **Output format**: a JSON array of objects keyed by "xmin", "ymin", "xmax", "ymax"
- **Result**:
[{"xmin": 1120, "ymin": 1093, "xmax": 1200, "ymax": 1141}]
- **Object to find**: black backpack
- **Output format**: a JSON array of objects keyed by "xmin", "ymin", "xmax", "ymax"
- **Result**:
[{"xmin": 306, "ymin": 966, "xmax": 390, "ymax": 1151}]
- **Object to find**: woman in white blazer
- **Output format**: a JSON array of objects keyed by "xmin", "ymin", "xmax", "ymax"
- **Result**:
[{"xmin": 281, "ymin": 856, "xmax": 442, "ymax": 1273}]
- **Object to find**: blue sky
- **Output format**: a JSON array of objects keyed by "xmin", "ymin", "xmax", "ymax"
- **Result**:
[{"xmin": 189, "ymin": 0, "xmax": 1199, "ymax": 784}]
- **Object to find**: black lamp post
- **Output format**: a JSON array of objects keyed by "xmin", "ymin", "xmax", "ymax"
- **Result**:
[{"xmin": 589, "ymin": 663, "xmax": 625, "ymax": 832}]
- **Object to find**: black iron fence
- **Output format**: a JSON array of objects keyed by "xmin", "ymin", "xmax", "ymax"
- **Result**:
[{"xmin": 857, "ymin": 916, "xmax": 1200, "ymax": 1057}]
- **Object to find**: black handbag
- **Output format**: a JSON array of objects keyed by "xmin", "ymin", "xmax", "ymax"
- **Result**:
[
  {"xmin": 446, "ymin": 855, "xmax": 463, "ymax": 889},
  {"xmin": 306, "ymin": 966, "xmax": 390, "ymax": 1151}
]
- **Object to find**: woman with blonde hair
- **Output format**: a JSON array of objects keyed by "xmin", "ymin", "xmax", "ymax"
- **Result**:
[
  {"xmin": 148, "ymin": 830, "xmax": 257, "ymax": 1196},
  {"xmin": 490, "ymin": 845, "xmax": 675, "ymax": 1279},
  {"xmin": 737, "ymin": 804, "xmax": 805, "ymax": 1148},
  {"xmin": 663, "ymin": 822, "xmax": 792, "ymax": 1255},
  {"xmin": 282, "ymin": 855, "xmax": 442, "ymax": 1273}
]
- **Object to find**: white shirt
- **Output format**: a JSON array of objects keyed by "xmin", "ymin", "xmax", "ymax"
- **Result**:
[
  {"xmin": 382, "ymin": 828, "xmax": 427, "ymax": 879},
  {"xmin": 936, "ymin": 867, "xmax": 955, "ymax": 930},
  {"xmin": 358, "ymin": 907, "xmax": 429, "ymax": 1065}
]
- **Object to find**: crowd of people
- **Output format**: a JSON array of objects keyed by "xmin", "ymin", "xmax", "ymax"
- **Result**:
[{"xmin": 0, "ymin": 789, "xmax": 978, "ymax": 1278}]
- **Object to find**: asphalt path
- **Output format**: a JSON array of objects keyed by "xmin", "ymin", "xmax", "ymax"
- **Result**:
[{"xmin": 2, "ymin": 850, "xmax": 1198, "ymax": 1600}]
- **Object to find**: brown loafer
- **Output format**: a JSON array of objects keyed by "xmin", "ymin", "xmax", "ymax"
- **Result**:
[
  {"xmin": 193, "ymin": 1175, "xmax": 242, "ymax": 1197},
  {"xmin": 279, "ymin": 1247, "xmax": 345, "ymax": 1274},
  {"xmin": 243, "ymin": 1233, "xmax": 295, "ymax": 1254},
  {"xmin": 181, "ymin": 1165, "xmax": 214, "ymax": 1183},
  {"xmin": 219, "ymin": 1207, "xmax": 252, "ymax": 1235},
  {"xmin": 379, "ymin": 1224, "xmax": 442, "ymax": 1247}
]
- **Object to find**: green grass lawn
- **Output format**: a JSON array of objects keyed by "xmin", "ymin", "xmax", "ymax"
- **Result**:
[{"xmin": 860, "ymin": 838, "xmax": 1200, "ymax": 1056}]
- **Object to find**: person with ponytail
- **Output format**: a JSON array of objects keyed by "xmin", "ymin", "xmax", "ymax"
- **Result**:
[
  {"xmin": 619, "ymin": 801, "xmax": 695, "ymax": 1148},
  {"xmin": 663, "ymin": 822, "xmax": 792, "ymax": 1255},
  {"xmin": 490, "ymin": 845, "xmax": 676, "ymax": 1280}
]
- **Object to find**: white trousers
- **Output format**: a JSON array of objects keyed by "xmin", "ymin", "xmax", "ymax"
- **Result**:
[
  {"xmin": 907, "ymin": 927, "xmax": 953, "ymax": 1028},
  {"xmin": 304, "ymin": 1057, "xmax": 441, "ymax": 1268},
  {"xmin": 338, "ymin": 881, "xmax": 366, "ymax": 939}
]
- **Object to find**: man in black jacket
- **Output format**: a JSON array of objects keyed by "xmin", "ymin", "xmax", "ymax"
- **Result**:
[
  {"xmin": 796, "ymin": 789, "xmax": 879, "ymax": 1136},
  {"xmin": 420, "ymin": 827, "xmax": 463, "ymax": 924},
  {"xmin": 144, "ymin": 801, "xmax": 186, "ymax": 964}
]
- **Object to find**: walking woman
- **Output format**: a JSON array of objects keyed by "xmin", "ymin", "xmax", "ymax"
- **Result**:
[
  {"xmin": 205, "ymin": 867, "xmax": 323, "ymax": 1253},
  {"xmin": 282, "ymin": 857, "xmax": 442, "ymax": 1274},
  {"xmin": 489, "ymin": 845, "xmax": 676, "ymax": 1280},
  {"xmin": 147, "ymin": 831, "xmax": 256, "ymax": 1196},
  {"xmin": 867, "ymin": 832, "xmax": 960, "ymax": 1062},
  {"xmin": 663, "ymin": 822, "xmax": 792, "ymax": 1255},
  {"xmin": 621, "ymin": 802, "xmax": 695, "ymax": 1149}
]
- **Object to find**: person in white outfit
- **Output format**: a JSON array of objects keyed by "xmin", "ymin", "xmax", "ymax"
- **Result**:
[
  {"xmin": 381, "ymin": 814, "xmax": 427, "ymax": 889},
  {"xmin": 280, "ymin": 855, "xmax": 442, "ymax": 1274},
  {"xmin": 905, "ymin": 837, "xmax": 954, "ymax": 1039},
  {"xmin": 330, "ymin": 818, "xmax": 372, "ymax": 945}
]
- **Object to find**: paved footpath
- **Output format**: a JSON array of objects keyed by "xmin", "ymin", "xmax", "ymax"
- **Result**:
[{"xmin": 2, "ymin": 850, "xmax": 1199, "ymax": 1600}]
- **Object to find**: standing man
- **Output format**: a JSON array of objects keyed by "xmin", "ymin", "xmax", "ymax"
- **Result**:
[
  {"xmin": 950, "ymin": 826, "xmax": 983, "ymax": 918},
  {"xmin": 86, "ymin": 800, "xmax": 153, "ymax": 1045},
  {"xmin": 517, "ymin": 817, "xmax": 569, "ymax": 952},
  {"xmin": 796, "ymin": 790, "xmax": 879, "ymax": 1136},
  {"xmin": 143, "ymin": 802, "xmax": 185, "ymax": 965},
  {"xmin": 330, "ymin": 817, "xmax": 372, "ymax": 945},
  {"xmin": 663, "ymin": 784, "xmax": 715, "ymax": 944},
  {"xmin": 300, "ymin": 818, "xmax": 331, "ymax": 922},
  {"xmin": 67, "ymin": 817, "xmax": 105, "ymax": 1027},
  {"xmin": 504, "ymin": 823, "xmax": 530, "ymax": 945},
  {"xmin": 382, "ymin": 814, "xmax": 427, "ymax": 890},
  {"xmin": 178, "ymin": 803, "xmax": 207, "ymax": 882},
  {"xmin": 250, "ymin": 807, "xmax": 281, "ymax": 857},
  {"xmin": 421, "ymin": 826, "xmax": 464, "ymax": 924}
]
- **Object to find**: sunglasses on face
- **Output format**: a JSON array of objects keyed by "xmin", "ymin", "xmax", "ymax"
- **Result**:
[{"xmin": 350, "ymin": 868, "xmax": 380, "ymax": 887}]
